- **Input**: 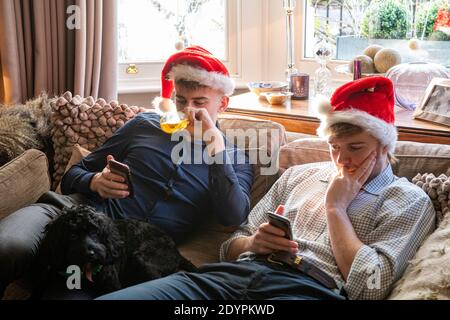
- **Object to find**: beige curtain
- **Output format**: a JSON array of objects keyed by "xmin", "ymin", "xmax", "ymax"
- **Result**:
[{"xmin": 0, "ymin": 0, "xmax": 117, "ymax": 105}]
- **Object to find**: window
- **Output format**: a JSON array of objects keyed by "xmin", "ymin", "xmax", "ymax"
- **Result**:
[
  {"xmin": 118, "ymin": 0, "xmax": 243, "ymax": 94},
  {"xmin": 118, "ymin": 0, "xmax": 227, "ymax": 63},
  {"xmin": 304, "ymin": 0, "xmax": 450, "ymax": 67}
]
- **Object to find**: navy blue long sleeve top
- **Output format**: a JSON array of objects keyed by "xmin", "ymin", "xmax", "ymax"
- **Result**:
[{"xmin": 61, "ymin": 113, "xmax": 253, "ymax": 242}]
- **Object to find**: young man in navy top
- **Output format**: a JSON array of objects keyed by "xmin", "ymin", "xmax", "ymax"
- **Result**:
[{"xmin": 0, "ymin": 46, "xmax": 253, "ymax": 297}]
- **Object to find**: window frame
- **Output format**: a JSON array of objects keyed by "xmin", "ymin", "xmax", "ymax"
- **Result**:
[
  {"xmin": 118, "ymin": 0, "xmax": 244, "ymax": 94},
  {"xmin": 117, "ymin": 0, "xmax": 356, "ymax": 95}
]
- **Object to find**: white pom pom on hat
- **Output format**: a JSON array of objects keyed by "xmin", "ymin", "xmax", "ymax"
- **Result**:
[{"xmin": 314, "ymin": 95, "xmax": 333, "ymax": 116}]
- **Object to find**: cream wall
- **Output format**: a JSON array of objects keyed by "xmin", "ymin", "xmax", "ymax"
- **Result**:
[{"xmin": 118, "ymin": 89, "xmax": 249, "ymax": 108}]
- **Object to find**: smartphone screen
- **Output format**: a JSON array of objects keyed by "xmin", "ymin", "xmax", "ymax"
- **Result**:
[
  {"xmin": 108, "ymin": 159, "xmax": 134, "ymax": 197},
  {"xmin": 267, "ymin": 211, "xmax": 293, "ymax": 240}
]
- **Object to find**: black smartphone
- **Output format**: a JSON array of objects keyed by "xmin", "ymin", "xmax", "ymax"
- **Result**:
[
  {"xmin": 108, "ymin": 159, "xmax": 134, "ymax": 198},
  {"xmin": 267, "ymin": 211, "xmax": 293, "ymax": 240}
]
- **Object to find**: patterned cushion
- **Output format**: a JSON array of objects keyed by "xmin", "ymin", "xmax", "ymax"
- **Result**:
[
  {"xmin": 50, "ymin": 91, "xmax": 146, "ymax": 190},
  {"xmin": 411, "ymin": 173, "xmax": 450, "ymax": 226}
]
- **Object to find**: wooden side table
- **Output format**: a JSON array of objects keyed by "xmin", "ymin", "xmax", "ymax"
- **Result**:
[{"xmin": 227, "ymin": 92, "xmax": 450, "ymax": 145}]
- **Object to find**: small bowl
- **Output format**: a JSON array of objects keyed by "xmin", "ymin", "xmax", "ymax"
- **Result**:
[
  {"xmin": 247, "ymin": 81, "xmax": 288, "ymax": 96},
  {"xmin": 261, "ymin": 91, "xmax": 293, "ymax": 105}
]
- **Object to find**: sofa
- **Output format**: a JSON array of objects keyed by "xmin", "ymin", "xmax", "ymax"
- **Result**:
[{"xmin": 1, "ymin": 93, "xmax": 449, "ymax": 300}]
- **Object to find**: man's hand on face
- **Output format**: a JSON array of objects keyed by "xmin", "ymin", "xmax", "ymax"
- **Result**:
[
  {"xmin": 325, "ymin": 151, "xmax": 377, "ymax": 213},
  {"xmin": 182, "ymin": 107, "xmax": 225, "ymax": 156},
  {"xmin": 90, "ymin": 155, "xmax": 130, "ymax": 199},
  {"xmin": 183, "ymin": 107, "xmax": 216, "ymax": 133},
  {"xmin": 246, "ymin": 223, "xmax": 298, "ymax": 255}
]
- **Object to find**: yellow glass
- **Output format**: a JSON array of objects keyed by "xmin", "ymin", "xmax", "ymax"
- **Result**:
[
  {"xmin": 160, "ymin": 119, "xmax": 189, "ymax": 134},
  {"xmin": 160, "ymin": 112, "xmax": 189, "ymax": 134}
]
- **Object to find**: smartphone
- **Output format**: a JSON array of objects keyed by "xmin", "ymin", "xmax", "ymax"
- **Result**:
[
  {"xmin": 267, "ymin": 211, "xmax": 293, "ymax": 240},
  {"xmin": 107, "ymin": 159, "xmax": 134, "ymax": 198}
]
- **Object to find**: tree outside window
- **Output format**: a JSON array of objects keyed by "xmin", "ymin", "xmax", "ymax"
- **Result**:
[
  {"xmin": 118, "ymin": 0, "xmax": 226, "ymax": 63},
  {"xmin": 305, "ymin": 0, "xmax": 450, "ymax": 67}
]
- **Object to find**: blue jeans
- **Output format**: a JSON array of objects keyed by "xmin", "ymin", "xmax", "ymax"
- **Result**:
[{"xmin": 97, "ymin": 260, "xmax": 346, "ymax": 300}]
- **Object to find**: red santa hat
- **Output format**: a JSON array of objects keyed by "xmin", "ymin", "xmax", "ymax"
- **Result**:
[
  {"xmin": 153, "ymin": 46, "xmax": 235, "ymax": 113},
  {"xmin": 315, "ymin": 76, "xmax": 397, "ymax": 153}
]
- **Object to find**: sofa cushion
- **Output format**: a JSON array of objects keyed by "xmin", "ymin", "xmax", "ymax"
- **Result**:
[
  {"xmin": 218, "ymin": 114, "xmax": 287, "ymax": 208},
  {"xmin": 0, "ymin": 149, "xmax": 51, "ymax": 220},
  {"xmin": 279, "ymin": 138, "xmax": 450, "ymax": 180},
  {"xmin": 411, "ymin": 173, "xmax": 450, "ymax": 225},
  {"xmin": 388, "ymin": 211, "xmax": 450, "ymax": 300},
  {"xmin": 50, "ymin": 91, "xmax": 146, "ymax": 190}
]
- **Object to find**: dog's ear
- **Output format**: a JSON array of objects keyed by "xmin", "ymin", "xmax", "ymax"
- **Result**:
[
  {"xmin": 28, "ymin": 207, "xmax": 73, "ymax": 292},
  {"xmin": 96, "ymin": 213, "xmax": 123, "ymax": 264},
  {"xmin": 38, "ymin": 208, "xmax": 74, "ymax": 270}
]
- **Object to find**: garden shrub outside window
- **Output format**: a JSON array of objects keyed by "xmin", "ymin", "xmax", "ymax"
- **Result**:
[{"xmin": 305, "ymin": 0, "xmax": 450, "ymax": 67}]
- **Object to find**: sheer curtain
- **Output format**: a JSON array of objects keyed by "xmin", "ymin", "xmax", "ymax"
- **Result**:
[{"xmin": 0, "ymin": 0, "xmax": 118, "ymax": 105}]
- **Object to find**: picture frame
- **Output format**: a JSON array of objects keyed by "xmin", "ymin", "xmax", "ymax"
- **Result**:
[{"xmin": 413, "ymin": 78, "xmax": 450, "ymax": 127}]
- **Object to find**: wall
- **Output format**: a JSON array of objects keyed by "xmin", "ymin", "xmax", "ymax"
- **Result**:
[{"xmin": 118, "ymin": 89, "xmax": 249, "ymax": 108}]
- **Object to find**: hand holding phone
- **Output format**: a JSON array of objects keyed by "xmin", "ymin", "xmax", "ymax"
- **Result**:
[
  {"xmin": 267, "ymin": 205, "xmax": 293, "ymax": 240},
  {"xmin": 107, "ymin": 159, "xmax": 134, "ymax": 198}
]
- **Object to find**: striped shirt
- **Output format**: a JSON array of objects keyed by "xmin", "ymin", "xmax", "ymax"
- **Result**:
[{"xmin": 220, "ymin": 162, "xmax": 435, "ymax": 300}]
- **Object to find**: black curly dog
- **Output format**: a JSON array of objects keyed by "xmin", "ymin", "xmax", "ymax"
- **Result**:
[{"xmin": 31, "ymin": 205, "xmax": 197, "ymax": 297}]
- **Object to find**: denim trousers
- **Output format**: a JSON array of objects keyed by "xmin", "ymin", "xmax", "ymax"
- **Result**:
[{"xmin": 97, "ymin": 260, "xmax": 347, "ymax": 300}]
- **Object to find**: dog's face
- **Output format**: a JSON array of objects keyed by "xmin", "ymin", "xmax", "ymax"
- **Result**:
[{"xmin": 41, "ymin": 205, "xmax": 122, "ymax": 281}]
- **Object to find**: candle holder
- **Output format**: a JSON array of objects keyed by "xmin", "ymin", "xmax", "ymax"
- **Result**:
[{"xmin": 283, "ymin": 0, "xmax": 298, "ymax": 86}]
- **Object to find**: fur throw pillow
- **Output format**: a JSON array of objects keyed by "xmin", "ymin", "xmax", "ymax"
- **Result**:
[
  {"xmin": 388, "ymin": 210, "xmax": 450, "ymax": 300},
  {"xmin": 412, "ymin": 173, "xmax": 450, "ymax": 225},
  {"xmin": 50, "ymin": 91, "xmax": 146, "ymax": 190},
  {"xmin": 0, "ymin": 95, "xmax": 53, "ymax": 167}
]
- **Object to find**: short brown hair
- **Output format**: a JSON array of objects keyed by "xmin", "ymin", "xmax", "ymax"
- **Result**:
[
  {"xmin": 327, "ymin": 122, "xmax": 398, "ymax": 166},
  {"xmin": 175, "ymin": 79, "xmax": 208, "ymax": 91}
]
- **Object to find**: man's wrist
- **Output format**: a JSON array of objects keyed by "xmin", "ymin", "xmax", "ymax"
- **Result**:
[
  {"xmin": 90, "ymin": 173, "xmax": 100, "ymax": 193},
  {"xmin": 326, "ymin": 206, "xmax": 347, "ymax": 217},
  {"xmin": 227, "ymin": 237, "xmax": 251, "ymax": 261}
]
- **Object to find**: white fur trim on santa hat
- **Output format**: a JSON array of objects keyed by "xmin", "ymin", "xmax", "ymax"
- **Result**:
[
  {"xmin": 168, "ymin": 64, "xmax": 235, "ymax": 96},
  {"xmin": 152, "ymin": 97, "xmax": 177, "ymax": 114},
  {"xmin": 317, "ymin": 108, "xmax": 398, "ymax": 153}
]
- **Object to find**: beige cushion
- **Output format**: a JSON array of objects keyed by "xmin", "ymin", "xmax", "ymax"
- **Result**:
[
  {"xmin": 0, "ymin": 149, "xmax": 51, "ymax": 220},
  {"xmin": 50, "ymin": 91, "xmax": 146, "ymax": 190},
  {"xmin": 218, "ymin": 114, "xmax": 287, "ymax": 208},
  {"xmin": 388, "ymin": 211, "xmax": 450, "ymax": 300},
  {"xmin": 279, "ymin": 138, "xmax": 450, "ymax": 180},
  {"xmin": 55, "ymin": 144, "xmax": 92, "ymax": 194}
]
